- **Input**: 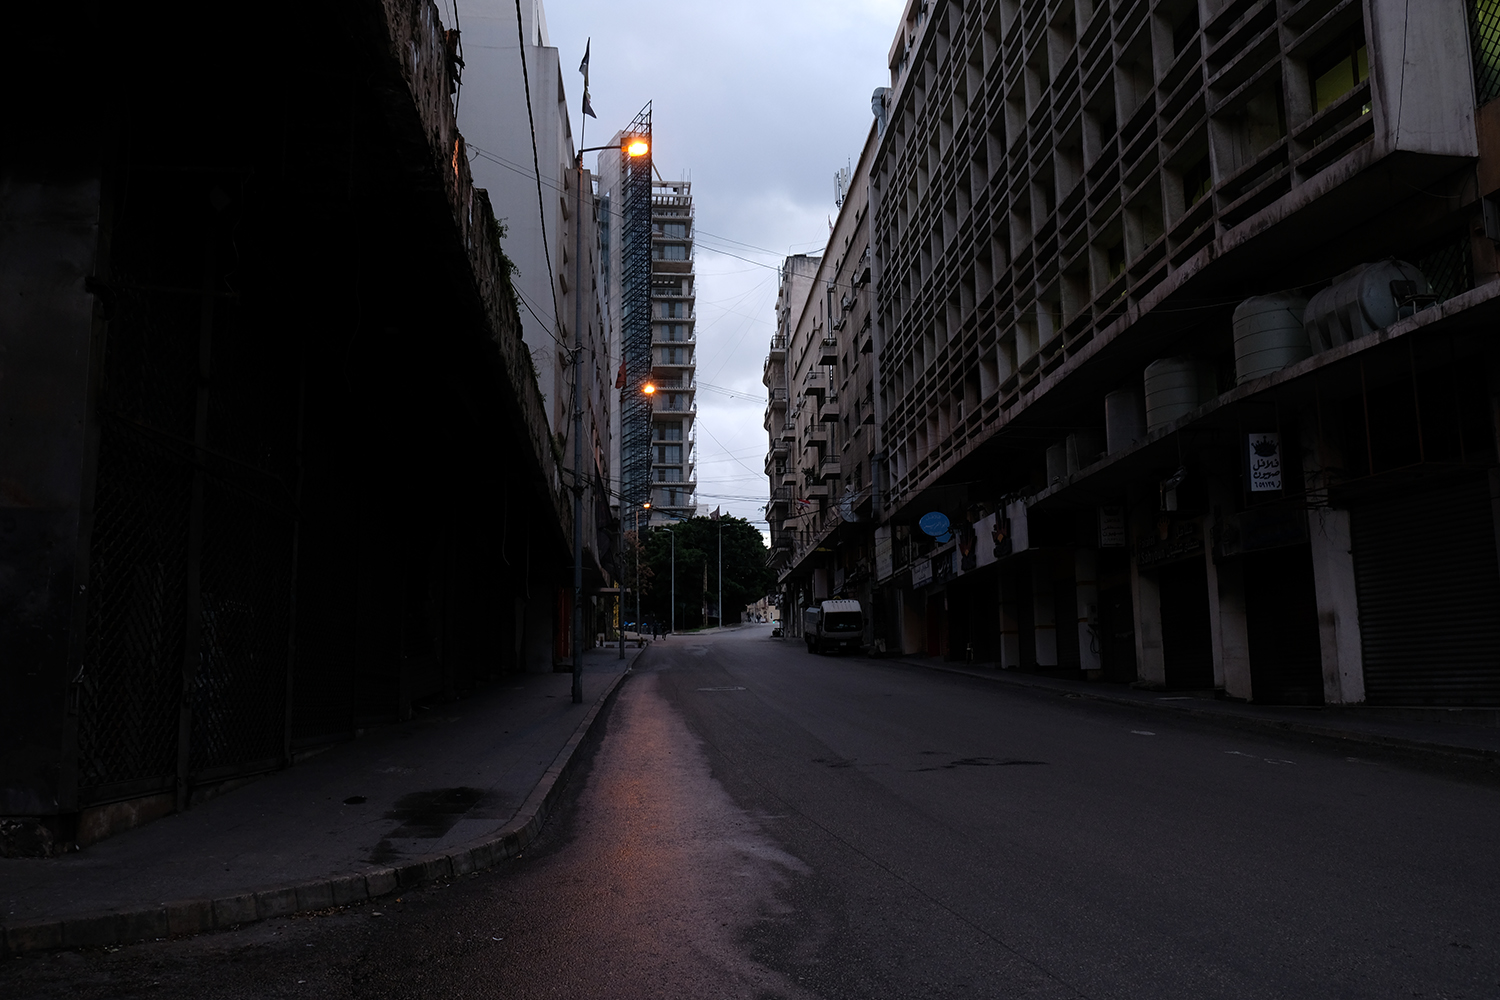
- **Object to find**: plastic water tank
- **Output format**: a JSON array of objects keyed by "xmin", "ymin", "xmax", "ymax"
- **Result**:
[
  {"xmin": 1144, "ymin": 357, "xmax": 1201, "ymax": 433},
  {"xmin": 1104, "ymin": 389, "xmax": 1146, "ymax": 454},
  {"xmin": 1233, "ymin": 293, "xmax": 1309, "ymax": 384},
  {"xmin": 1045, "ymin": 443, "xmax": 1068, "ymax": 485},
  {"xmin": 1304, "ymin": 260, "xmax": 1430, "ymax": 353}
]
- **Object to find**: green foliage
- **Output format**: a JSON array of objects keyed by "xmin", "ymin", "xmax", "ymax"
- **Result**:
[
  {"xmin": 488, "ymin": 212, "xmax": 521, "ymax": 316},
  {"xmin": 637, "ymin": 515, "xmax": 773, "ymax": 630}
]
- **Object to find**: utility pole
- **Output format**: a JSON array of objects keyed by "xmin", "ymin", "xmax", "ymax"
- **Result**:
[
  {"xmin": 717, "ymin": 518, "xmax": 723, "ymax": 627},
  {"xmin": 570, "ymin": 150, "xmax": 585, "ymax": 705}
]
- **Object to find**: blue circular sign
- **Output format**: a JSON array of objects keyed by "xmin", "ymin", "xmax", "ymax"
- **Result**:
[{"xmin": 918, "ymin": 511, "xmax": 950, "ymax": 538}]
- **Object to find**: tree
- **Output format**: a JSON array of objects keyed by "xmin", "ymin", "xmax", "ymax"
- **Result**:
[{"xmin": 640, "ymin": 515, "xmax": 773, "ymax": 630}]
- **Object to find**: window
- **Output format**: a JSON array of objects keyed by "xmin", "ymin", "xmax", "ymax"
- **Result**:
[
  {"xmin": 663, "ymin": 223, "xmax": 686, "ymax": 238},
  {"xmin": 657, "ymin": 421, "xmax": 683, "ymax": 441},
  {"xmin": 1182, "ymin": 153, "xmax": 1212, "ymax": 209},
  {"xmin": 660, "ymin": 346, "xmax": 688, "ymax": 364},
  {"xmin": 1106, "ymin": 239, "xmax": 1126, "ymax": 280},
  {"xmin": 655, "ymin": 444, "xmax": 683, "ymax": 464},
  {"xmin": 1309, "ymin": 30, "xmax": 1368, "ymax": 113}
]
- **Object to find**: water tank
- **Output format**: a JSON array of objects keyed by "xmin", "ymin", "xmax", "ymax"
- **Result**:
[
  {"xmin": 1045, "ymin": 443, "xmax": 1068, "ymax": 485},
  {"xmin": 1144, "ymin": 357, "xmax": 1202, "ymax": 433},
  {"xmin": 1232, "ymin": 293, "xmax": 1309, "ymax": 384},
  {"xmin": 1304, "ymin": 260, "xmax": 1431, "ymax": 353},
  {"xmin": 1066, "ymin": 430, "xmax": 1103, "ymax": 474},
  {"xmin": 1104, "ymin": 389, "xmax": 1146, "ymax": 454}
]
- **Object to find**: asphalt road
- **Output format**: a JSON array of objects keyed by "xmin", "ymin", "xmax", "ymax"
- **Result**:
[{"xmin": 6, "ymin": 625, "xmax": 1499, "ymax": 998}]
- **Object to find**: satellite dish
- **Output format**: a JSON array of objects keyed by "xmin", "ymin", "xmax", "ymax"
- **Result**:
[{"xmin": 918, "ymin": 511, "xmax": 950, "ymax": 539}]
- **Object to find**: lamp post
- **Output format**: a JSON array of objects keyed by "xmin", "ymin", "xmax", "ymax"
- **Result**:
[{"xmin": 572, "ymin": 133, "xmax": 649, "ymax": 703}]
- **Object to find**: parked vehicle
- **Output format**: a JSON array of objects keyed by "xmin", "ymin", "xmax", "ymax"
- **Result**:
[
  {"xmin": 802, "ymin": 599, "xmax": 864, "ymax": 654},
  {"xmin": 770, "ymin": 620, "xmax": 783, "ymax": 637}
]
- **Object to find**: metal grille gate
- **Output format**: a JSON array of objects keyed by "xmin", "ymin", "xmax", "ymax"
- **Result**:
[
  {"xmin": 1353, "ymin": 473, "xmax": 1500, "ymax": 705},
  {"xmin": 77, "ymin": 172, "xmax": 299, "ymax": 805}
]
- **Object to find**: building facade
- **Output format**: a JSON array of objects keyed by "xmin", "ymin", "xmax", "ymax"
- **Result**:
[
  {"xmin": 765, "ymin": 253, "xmax": 821, "ymax": 592},
  {"xmin": 459, "ymin": 0, "xmax": 615, "ymax": 635},
  {"xmin": 765, "ymin": 134, "xmax": 883, "ymax": 641},
  {"xmin": 1, "ymin": 1, "xmax": 574, "ymax": 849},
  {"xmin": 648, "ymin": 179, "xmax": 699, "ymax": 524},
  {"xmin": 773, "ymin": 0, "xmax": 1500, "ymax": 705}
]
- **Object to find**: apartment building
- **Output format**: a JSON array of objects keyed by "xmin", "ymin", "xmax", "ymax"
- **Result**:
[
  {"xmin": 460, "ymin": 0, "xmax": 615, "ymax": 639},
  {"xmin": 765, "ymin": 254, "xmax": 820, "ymax": 585},
  {"xmin": 794, "ymin": 0, "xmax": 1500, "ymax": 705},
  {"xmin": 765, "ymin": 133, "xmax": 885, "ymax": 638},
  {"xmin": 649, "ymin": 180, "xmax": 699, "ymax": 524}
]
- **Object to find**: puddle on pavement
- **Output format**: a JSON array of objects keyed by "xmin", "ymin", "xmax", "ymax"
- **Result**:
[{"xmin": 914, "ymin": 757, "xmax": 1048, "ymax": 771}]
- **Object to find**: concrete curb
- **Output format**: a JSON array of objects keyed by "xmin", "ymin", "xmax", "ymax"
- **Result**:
[
  {"xmin": 1, "ymin": 660, "xmax": 638, "ymax": 957},
  {"xmin": 888, "ymin": 658, "xmax": 1500, "ymax": 764}
]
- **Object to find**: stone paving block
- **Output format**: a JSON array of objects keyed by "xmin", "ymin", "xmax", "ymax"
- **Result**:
[
  {"xmin": 365, "ymin": 868, "xmax": 398, "ymax": 898},
  {"xmin": 117, "ymin": 907, "xmax": 169, "ymax": 944},
  {"xmin": 329, "ymin": 874, "xmax": 368, "ymax": 906},
  {"xmin": 449, "ymin": 848, "xmax": 477, "ymax": 876},
  {"xmin": 212, "ymin": 894, "xmax": 257, "ymax": 927},
  {"xmin": 395, "ymin": 856, "xmax": 449, "ymax": 888},
  {"xmin": 294, "ymin": 880, "xmax": 334, "ymax": 911},
  {"xmin": 62, "ymin": 912, "xmax": 119, "ymax": 949},
  {"xmin": 255, "ymin": 886, "xmax": 298, "ymax": 919},
  {"xmin": 165, "ymin": 899, "xmax": 214, "ymax": 937},
  {"xmin": 4, "ymin": 919, "xmax": 63, "ymax": 954}
]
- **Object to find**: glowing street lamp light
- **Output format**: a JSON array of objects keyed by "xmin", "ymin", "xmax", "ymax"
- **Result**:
[{"xmin": 624, "ymin": 137, "xmax": 650, "ymax": 158}]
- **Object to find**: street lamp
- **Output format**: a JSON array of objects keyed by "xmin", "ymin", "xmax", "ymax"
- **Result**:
[{"xmin": 573, "ymin": 133, "xmax": 650, "ymax": 702}]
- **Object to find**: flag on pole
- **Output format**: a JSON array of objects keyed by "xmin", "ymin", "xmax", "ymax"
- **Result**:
[
  {"xmin": 578, "ymin": 39, "xmax": 597, "ymax": 119},
  {"xmin": 615, "ymin": 358, "xmax": 626, "ymax": 389},
  {"xmin": 712, "ymin": 507, "xmax": 721, "ymax": 520}
]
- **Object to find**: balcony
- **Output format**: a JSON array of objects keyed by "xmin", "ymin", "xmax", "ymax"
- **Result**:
[
  {"xmin": 802, "ymin": 369, "xmax": 830, "ymax": 398},
  {"xmin": 768, "ymin": 335, "xmax": 787, "ymax": 359},
  {"xmin": 768, "ymin": 386, "xmax": 788, "ymax": 409},
  {"xmin": 819, "ymin": 455, "xmax": 842, "ymax": 480},
  {"xmin": 818, "ymin": 393, "xmax": 840, "ymax": 422},
  {"xmin": 769, "ymin": 438, "xmax": 788, "ymax": 459},
  {"xmin": 817, "ymin": 334, "xmax": 838, "ymax": 365}
]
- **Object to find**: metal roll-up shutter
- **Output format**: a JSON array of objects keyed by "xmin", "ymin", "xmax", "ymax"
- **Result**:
[{"xmin": 1352, "ymin": 473, "xmax": 1500, "ymax": 705}]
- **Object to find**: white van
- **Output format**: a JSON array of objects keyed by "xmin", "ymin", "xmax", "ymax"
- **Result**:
[{"xmin": 802, "ymin": 599, "xmax": 865, "ymax": 654}]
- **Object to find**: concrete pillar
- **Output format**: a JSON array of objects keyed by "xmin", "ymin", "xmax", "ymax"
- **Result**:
[
  {"xmin": 1307, "ymin": 508, "xmax": 1364, "ymax": 704},
  {"xmin": 1207, "ymin": 546, "xmax": 1253, "ymax": 700},
  {"xmin": 1074, "ymin": 549, "xmax": 1101, "ymax": 674},
  {"xmin": 1128, "ymin": 499, "xmax": 1166, "ymax": 687},
  {"xmin": 1300, "ymin": 411, "xmax": 1364, "ymax": 704},
  {"xmin": 1031, "ymin": 556, "xmax": 1057, "ymax": 667},
  {"xmin": 900, "ymin": 587, "xmax": 924, "ymax": 655},
  {"xmin": 997, "ymin": 565, "xmax": 1022, "ymax": 669}
]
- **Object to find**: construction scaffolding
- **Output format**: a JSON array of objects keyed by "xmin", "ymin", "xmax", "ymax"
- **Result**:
[{"xmin": 619, "ymin": 102, "xmax": 654, "ymax": 512}]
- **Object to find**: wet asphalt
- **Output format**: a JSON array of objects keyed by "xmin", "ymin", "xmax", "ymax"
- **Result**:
[{"xmin": 5, "ymin": 625, "xmax": 1500, "ymax": 999}]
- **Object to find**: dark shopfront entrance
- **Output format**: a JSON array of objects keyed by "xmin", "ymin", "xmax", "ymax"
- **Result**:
[
  {"xmin": 1242, "ymin": 545, "xmax": 1324, "ymax": 705},
  {"xmin": 1158, "ymin": 558, "xmax": 1214, "ymax": 689}
]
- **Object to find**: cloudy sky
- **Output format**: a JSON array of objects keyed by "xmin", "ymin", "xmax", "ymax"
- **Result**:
[{"xmin": 491, "ymin": 0, "xmax": 903, "ymax": 527}]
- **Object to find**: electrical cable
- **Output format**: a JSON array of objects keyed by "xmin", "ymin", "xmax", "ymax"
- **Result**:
[{"xmin": 511, "ymin": 0, "xmax": 565, "ymax": 354}]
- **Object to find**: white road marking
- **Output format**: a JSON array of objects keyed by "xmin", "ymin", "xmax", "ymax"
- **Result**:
[{"xmin": 1130, "ymin": 730, "xmax": 1156, "ymax": 736}]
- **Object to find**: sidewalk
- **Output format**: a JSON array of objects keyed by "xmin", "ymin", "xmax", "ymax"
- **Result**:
[
  {"xmin": 0, "ymin": 645, "xmax": 644, "ymax": 955},
  {"xmin": 886, "ymin": 655, "xmax": 1500, "ymax": 761}
]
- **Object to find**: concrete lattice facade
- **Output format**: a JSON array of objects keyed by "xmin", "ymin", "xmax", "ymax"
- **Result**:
[{"xmin": 769, "ymin": 0, "xmax": 1500, "ymax": 704}]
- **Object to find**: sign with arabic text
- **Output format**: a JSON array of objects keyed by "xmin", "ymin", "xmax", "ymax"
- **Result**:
[{"xmin": 1248, "ymin": 433, "xmax": 1282, "ymax": 492}]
